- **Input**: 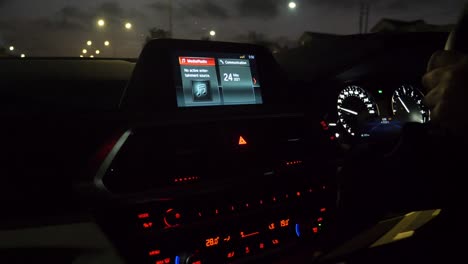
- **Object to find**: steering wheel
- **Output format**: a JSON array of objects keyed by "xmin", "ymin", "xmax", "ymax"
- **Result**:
[{"xmin": 315, "ymin": 5, "xmax": 468, "ymax": 263}]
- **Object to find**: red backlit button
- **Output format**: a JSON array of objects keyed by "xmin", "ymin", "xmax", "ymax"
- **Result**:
[
  {"xmin": 148, "ymin": 249, "xmax": 161, "ymax": 256},
  {"xmin": 164, "ymin": 209, "xmax": 183, "ymax": 228},
  {"xmin": 155, "ymin": 257, "xmax": 171, "ymax": 264},
  {"xmin": 142, "ymin": 222, "xmax": 153, "ymax": 229},
  {"xmin": 138, "ymin": 213, "xmax": 149, "ymax": 219},
  {"xmin": 245, "ymin": 246, "xmax": 251, "ymax": 254}
]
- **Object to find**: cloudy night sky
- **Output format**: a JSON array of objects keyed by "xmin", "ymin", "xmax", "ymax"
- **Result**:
[{"xmin": 0, "ymin": 0, "xmax": 466, "ymax": 57}]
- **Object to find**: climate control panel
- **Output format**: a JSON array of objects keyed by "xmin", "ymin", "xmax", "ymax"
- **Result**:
[{"xmin": 96, "ymin": 178, "xmax": 334, "ymax": 264}]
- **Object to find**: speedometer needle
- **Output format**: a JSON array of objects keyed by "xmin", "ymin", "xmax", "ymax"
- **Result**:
[
  {"xmin": 339, "ymin": 107, "xmax": 358, "ymax": 116},
  {"xmin": 398, "ymin": 96, "xmax": 410, "ymax": 113}
]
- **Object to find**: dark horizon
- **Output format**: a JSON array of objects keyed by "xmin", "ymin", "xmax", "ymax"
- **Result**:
[{"xmin": 0, "ymin": 0, "xmax": 465, "ymax": 57}]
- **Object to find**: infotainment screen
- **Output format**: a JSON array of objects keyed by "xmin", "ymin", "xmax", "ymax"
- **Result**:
[{"xmin": 175, "ymin": 53, "xmax": 263, "ymax": 108}]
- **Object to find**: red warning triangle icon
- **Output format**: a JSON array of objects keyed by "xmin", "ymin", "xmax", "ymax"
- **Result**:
[{"xmin": 238, "ymin": 136, "xmax": 248, "ymax": 145}]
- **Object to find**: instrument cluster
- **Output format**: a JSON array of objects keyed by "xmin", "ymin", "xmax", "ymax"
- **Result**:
[{"xmin": 325, "ymin": 83, "xmax": 430, "ymax": 142}]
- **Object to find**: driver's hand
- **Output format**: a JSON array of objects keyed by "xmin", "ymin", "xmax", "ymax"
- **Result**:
[{"xmin": 423, "ymin": 50, "xmax": 468, "ymax": 137}]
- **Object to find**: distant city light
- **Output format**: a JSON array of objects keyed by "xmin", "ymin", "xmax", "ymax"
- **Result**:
[
  {"xmin": 125, "ymin": 22, "xmax": 132, "ymax": 30},
  {"xmin": 9, "ymin": 46, "xmax": 14, "ymax": 51},
  {"xmin": 80, "ymin": 55, "xmax": 84, "ymax": 58},
  {"xmin": 97, "ymin": 19, "xmax": 105, "ymax": 27},
  {"xmin": 209, "ymin": 30, "xmax": 216, "ymax": 36},
  {"xmin": 104, "ymin": 41, "xmax": 110, "ymax": 46},
  {"xmin": 87, "ymin": 40, "xmax": 92, "ymax": 46},
  {"xmin": 20, "ymin": 54, "xmax": 25, "ymax": 58},
  {"xmin": 82, "ymin": 49, "xmax": 87, "ymax": 54},
  {"xmin": 288, "ymin": 2, "xmax": 297, "ymax": 9},
  {"xmin": 90, "ymin": 55, "xmax": 94, "ymax": 58},
  {"xmin": 95, "ymin": 50, "xmax": 100, "ymax": 54}
]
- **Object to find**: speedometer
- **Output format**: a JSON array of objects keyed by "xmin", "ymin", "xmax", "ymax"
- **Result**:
[
  {"xmin": 392, "ymin": 85, "xmax": 430, "ymax": 123},
  {"xmin": 337, "ymin": 85, "xmax": 379, "ymax": 136}
]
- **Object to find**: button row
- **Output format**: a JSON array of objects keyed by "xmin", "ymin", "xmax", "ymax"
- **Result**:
[{"xmin": 135, "ymin": 184, "xmax": 330, "ymax": 233}]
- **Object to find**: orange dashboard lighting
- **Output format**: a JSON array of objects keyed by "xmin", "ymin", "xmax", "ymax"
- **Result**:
[
  {"xmin": 280, "ymin": 219, "xmax": 290, "ymax": 227},
  {"xmin": 238, "ymin": 136, "xmax": 248, "ymax": 145},
  {"xmin": 240, "ymin": 231, "xmax": 260, "ymax": 238},
  {"xmin": 296, "ymin": 191, "xmax": 301, "ymax": 197},
  {"xmin": 268, "ymin": 223, "xmax": 276, "ymax": 230},
  {"xmin": 227, "ymin": 251, "xmax": 235, "ymax": 258},
  {"xmin": 272, "ymin": 239, "xmax": 280, "ymax": 245},
  {"xmin": 320, "ymin": 208, "xmax": 327, "ymax": 212},
  {"xmin": 223, "ymin": 236, "xmax": 231, "ymax": 242},
  {"xmin": 259, "ymin": 243, "xmax": 265, "ymax": 249},
  {"xmin": 205, "ymin": 237, "xmax": 220, "ymax": 247},
  {"xmin": 192, "ymin": 261, "xmax": 201, "ymax": 264}
]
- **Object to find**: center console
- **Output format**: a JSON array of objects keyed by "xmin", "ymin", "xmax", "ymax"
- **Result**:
[{"xmin": 84, "ymin": 39, "xmax": 336, "ymax": 264}]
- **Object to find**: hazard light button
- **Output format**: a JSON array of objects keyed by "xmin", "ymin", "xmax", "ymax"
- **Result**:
[{"xmin": 238, "ymin": 136, "xmax": 248, "ymax": 146}]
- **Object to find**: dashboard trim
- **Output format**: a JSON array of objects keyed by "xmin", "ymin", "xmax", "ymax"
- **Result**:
[{"xmin": 94, "ymin": 130, "xmax": 132, "ymax": 194}]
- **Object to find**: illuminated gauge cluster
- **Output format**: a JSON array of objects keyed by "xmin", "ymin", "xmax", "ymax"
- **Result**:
[
  {"xmin": 337, "ymin": 85, "xmax": 379, "ymax": 137},
  {"xmin": 323, "ymin": 84, "xmax": 431, "ymax": 142},
  {"xmin": 392, "ymin": 85, "xmax": 430, "ymax": 124}
]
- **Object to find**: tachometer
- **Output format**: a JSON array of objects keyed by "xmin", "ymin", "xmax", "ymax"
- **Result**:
[
  {"xmin": 337, "ymin": 85, "xmax": 379, "ymax": 136},
  {"xmin": 392, "ymin": 85, "xmax": 430, "ymax": 123}
]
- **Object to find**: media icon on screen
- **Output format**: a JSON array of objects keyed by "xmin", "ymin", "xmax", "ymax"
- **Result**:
[{"xmin": 191, "ymin": 80, "xmax": 212, "ymax": 102}]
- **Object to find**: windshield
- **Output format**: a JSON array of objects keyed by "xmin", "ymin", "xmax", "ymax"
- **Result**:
[{"xmin": 0, "ymin": 0, "xmax": 464, "ymax": 58}]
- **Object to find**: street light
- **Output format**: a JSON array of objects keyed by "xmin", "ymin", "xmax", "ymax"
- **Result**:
[
  {"xmin": 9, "ymin": 46, "xmax": 14, "ymax": 51},
  {"xmin": 209, "ymin": 30, "xmax": 216, "ymax": 36},
  {"xmin": 124, "ymin": 22, "xmax": 132, "ymax": 30},
  {"xmin": 82, "ymin": 49, "xmax": 88, "ymax": 54},
  {"xmin": 87, "ymin": 40, "xmax": 92, "ymax": 46},
  {"xmin": 95, "ymin": 50, "xmax": 100, "ymax": 55},
  {"xmin": 104, "ymin": 41, "xmax": 110, "ymax": 46},
  {"xmin": 20, "ymin": 54, "xmax": 25, "ymax": 58},
  {"xmin": 80, "ymin": 55, "xmax": 84, "ymax": 58},
  {"xmin": 97, "ymin": 19, "xmax": 105, "ymax": 27},
  {"xmin": 288, "ymin": 1, "xmax": 297, "ymax": 9},
  {"xmin": 90, "ymin": 55, "xmax": 94, "ymax": 58}
]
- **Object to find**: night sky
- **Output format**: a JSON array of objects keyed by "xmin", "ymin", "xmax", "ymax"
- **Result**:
[{"xmin": 0, "ymin": 0, "xmax": 465, "ymax": 57}]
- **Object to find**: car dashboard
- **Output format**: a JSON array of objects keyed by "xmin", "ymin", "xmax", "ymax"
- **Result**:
[{"xmin": 0, "ymin": 33, "xmax": 450, "ymax": 264}]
